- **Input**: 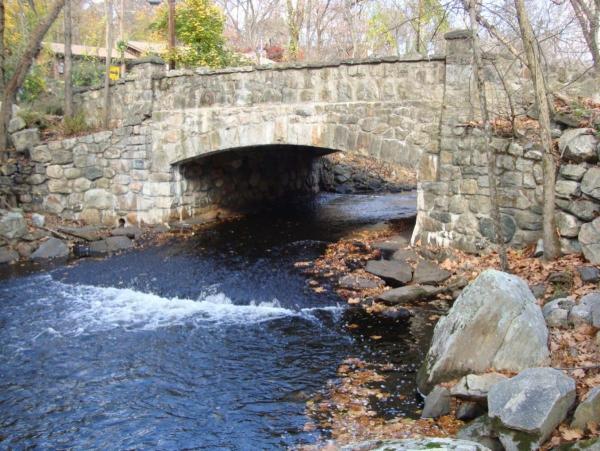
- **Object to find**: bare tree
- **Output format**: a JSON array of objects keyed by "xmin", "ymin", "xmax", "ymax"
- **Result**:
[
  {"xmin": 465, "ymin": 0, "xmax": 509, "ymax": 270},
  {"xmin": 103, "ymin": 0, "xmax": 113, "ymax": 129},
  {"xmin": 64, "ymin": 0, "xmax": 73, "ymax": 118},
  {"xmin": 286, "ymin": 0, "xmax": 304, "ymax": 60},
  {"xmin": 568, "ymin": 0, "xmax": 600, "ymax": 68},
  {"xmin": 0, "ymin": 0, "xmax": 66, "ymax": 154},
  {"xmin": 514, "ymin": 0, "xmax": 561, "ymax": 260}
]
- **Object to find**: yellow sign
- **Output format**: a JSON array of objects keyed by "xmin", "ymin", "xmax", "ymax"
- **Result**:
[{"xmin": 109, "ymin": 65, "xmax": 121, "ymax": 81}]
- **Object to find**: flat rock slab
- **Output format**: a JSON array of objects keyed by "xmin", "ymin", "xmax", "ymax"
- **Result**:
[
  {"xmin": 338, "ymin": 274, "xmax": 385, "ymax": 290},
  {"xmin": 371, "ymin": 235, "xmax": 409, "ymax": 258},
  {"xmin": 391, "ymin": 248, "xmax": 420, "ymax": 263},
  {"xmin": 412, "ymin": 260, "xmax": 451, "ymax": 285},
  {"xmin": 341, "ymin": 438, "xmax": 492, "ymax": 451},
  {"xmin": 365, "ymin": 260, "xmax": 412, "ymax": 286},
  {"xmin": 417, "ymin": 270, "xmax": 550, "ymax": 394},
  {"xmin": 31, "ymin": 238, "xmax": 69, "ymax": 260},
  {"xmin": 377, "ymin": 284, "xmax": 439, "ymax": 304},
  {"xmin": 488, "ymin": 367, "xmax": 576, "ymax": 447}
]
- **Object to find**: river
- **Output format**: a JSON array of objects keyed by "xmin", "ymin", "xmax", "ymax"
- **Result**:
[{"xmin": 0, "ymin": 192, "xmax": 432, "ymax": 449}]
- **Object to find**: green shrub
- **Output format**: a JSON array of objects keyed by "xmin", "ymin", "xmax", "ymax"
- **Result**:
[
  {"xmin": 62, "ymin": 113, "xmax": 92, "ymax": 136},
  {"xmin": 17, "ymin": 109, "xmax": 51, "ymax": 129}
]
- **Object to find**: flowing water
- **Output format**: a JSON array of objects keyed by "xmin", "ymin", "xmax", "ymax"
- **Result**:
[{"xmin": 0, "ymin": 192, "xmax": 433, "ymax": 450}]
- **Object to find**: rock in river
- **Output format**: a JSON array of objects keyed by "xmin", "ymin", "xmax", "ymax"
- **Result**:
[
  {"xmin": 365, "ymin": 260, "xmax": 412, "ymax": 286},
  {"xmin": 31, "ymin": 238, "xmax": 69, "ymax": 260},
  {"xmin": 417, "ymin": 269, "xmax": 549, "ymax": 394},
  {"xmin": 377, "ymin": 284, "xmax": 439, "ymax": 304}
]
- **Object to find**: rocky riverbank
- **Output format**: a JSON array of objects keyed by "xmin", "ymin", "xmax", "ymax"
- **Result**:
[
  {"xmin": 319, "ymin": 153, "xmax": 416, "ymax": 194},
  {"xmin": 299, "ymin": 224, "xmax": 600, "ymax": 450}
]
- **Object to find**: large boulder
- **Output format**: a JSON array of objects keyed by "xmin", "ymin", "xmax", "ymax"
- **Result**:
[
  {"xmin": 559, "ymin": 129, "xmax": 598, "ymax": 163},
  {"xmin": 572, "ymin": 386, "xmax": 600, "ymax": 430},
  {"xmin": 31, "ymin": 238, "xmax": 69, "ymax": 260},
  {"xmin": 488, "ymin": 367, "xmax": 576, "ymax": 450},
  {"xmin": 11, "ymin": 128, "xmax": 40, "ymax": 153},
  {"xmin": 417, "ymin": 270, "xmax": 550, "ymax": 393},
  {"xmin": 365, "ymin": 260, "xmax": 412, "ymax": 286},
  {"xmin": 569, "ymin": 292, "xmax": 600, "ymax": 328},
  {"xmin": 579, "ymin": 217, "xmax": 600, "ymax": 264},
  {"xmin": 581, "ymin": 167, "xmax": 600, "ymax": 200},
  {"xmin": 0, "ymin": 210, "xmax": 28, "ymax": 240}
]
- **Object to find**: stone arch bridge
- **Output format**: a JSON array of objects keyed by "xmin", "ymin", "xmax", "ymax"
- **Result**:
[{"xmin": 8, "ymin": 30, "xmax": 551, "ymax": 252}]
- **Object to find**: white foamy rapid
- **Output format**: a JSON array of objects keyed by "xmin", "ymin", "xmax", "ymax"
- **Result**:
[{"xmin": 40, "ymin": 278, "xmax": 342, "ymax": 334}]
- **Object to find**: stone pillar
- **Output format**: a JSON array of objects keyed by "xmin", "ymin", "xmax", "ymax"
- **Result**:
[
  {"xmin": 413, "ymin": 30, "xmax": 478, "ymax": 250},
  {"xmin": 125, "ymin": 57, "xmax": 166, "ymax": 127}
]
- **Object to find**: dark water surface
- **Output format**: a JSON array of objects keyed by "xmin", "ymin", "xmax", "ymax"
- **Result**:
[{"xmin": 0, "ymin": 192, "xmax": 430, "ymax": 450}]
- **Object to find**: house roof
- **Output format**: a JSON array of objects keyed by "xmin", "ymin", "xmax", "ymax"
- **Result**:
[{"xmin": 44, "ymin": 41, "xmax": 166, "ymax": 60}]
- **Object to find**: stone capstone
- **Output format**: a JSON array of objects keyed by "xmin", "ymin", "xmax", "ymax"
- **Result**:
[
  {"xmin": 559, "ymin": 129, "xmax": 598, "ymax": 163},
  {"xmin": 365, "ymin": 260, "xmax": 412, "ymax": 286},
  {"xmin": 0, "ymin": 211, "xmax": 28, "ymax": 240},
  {"xmin": 417, "ymin": 270, "xmax": 550, "ymax": 394},
  {"xmin": 571, "ymin": 385, "xmax": 600, "ymax": 430},
  {"xmin": 31, "ymin": 238, "xmax": 69, "ymax": 260},
  {"xmin": 579, "ymin": 217, "xmax": 600, "ymax": 264},
  {"xmin": 421, "ymin": 385, "xmax": 450, "ymax": 419},
  {"xmin": 488, "ymin": 367, "xmax": 576, "ymax": 449},
  {"xmin": 581, "ymin": 166, "xmax": 600, "ymax": 200}
]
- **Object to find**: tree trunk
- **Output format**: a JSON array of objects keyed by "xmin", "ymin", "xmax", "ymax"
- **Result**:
[
  {"xmin": 465, "ymin": 0, "xmax": 508, "ymax": 271},
  {"xmin": 415, "ymin": 0, "xmax": 423, "ymax": 54},
  {"xmin": 514, "ymin": 0, "xmax": 561, "ymax": 260},
  {"xmin": 0, "ymin": 0, "xmax": 5, "ymax": 97},
  {"xmin": 0, "ymin": 0, "xmax": 66, "ymax": 154},
  {"xmin": 569, "ymin": 0, "xmax": 600, "ymax": 70},
  {"xmin": 103, "ymin": 0, "xmax": 113, "ymax": 129},
  {"xmin": 64, "ymin": 0, "xmax": 73, "ymax": 118}
]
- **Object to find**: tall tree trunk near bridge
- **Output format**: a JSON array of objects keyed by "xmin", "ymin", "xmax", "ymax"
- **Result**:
[
  {"xmin": 514, "ymin": 0, "xmax": 561, "ymax": 261},
  {"xmin": 0, "ymin": 0, "xmax": 66, "ymax": 156},
  {"xmin": 465, "ymin": 0, "xmax": 508, "ymax": 271},
  {"xmin": 0, "ymin": 0, "xmax": 5, "ymax": 98},
  {"xmin": 64, "ymin": 0, "xmax": 73, "ymax": 118},
  {"xmin": 103, "ymin": 0, "xmax": 114, "ymax": 129}
]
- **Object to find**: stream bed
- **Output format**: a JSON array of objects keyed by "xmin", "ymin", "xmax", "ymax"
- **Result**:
[{"xmin": 0, "ymin": 192, "xmax": 433, "ymax": 449}]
